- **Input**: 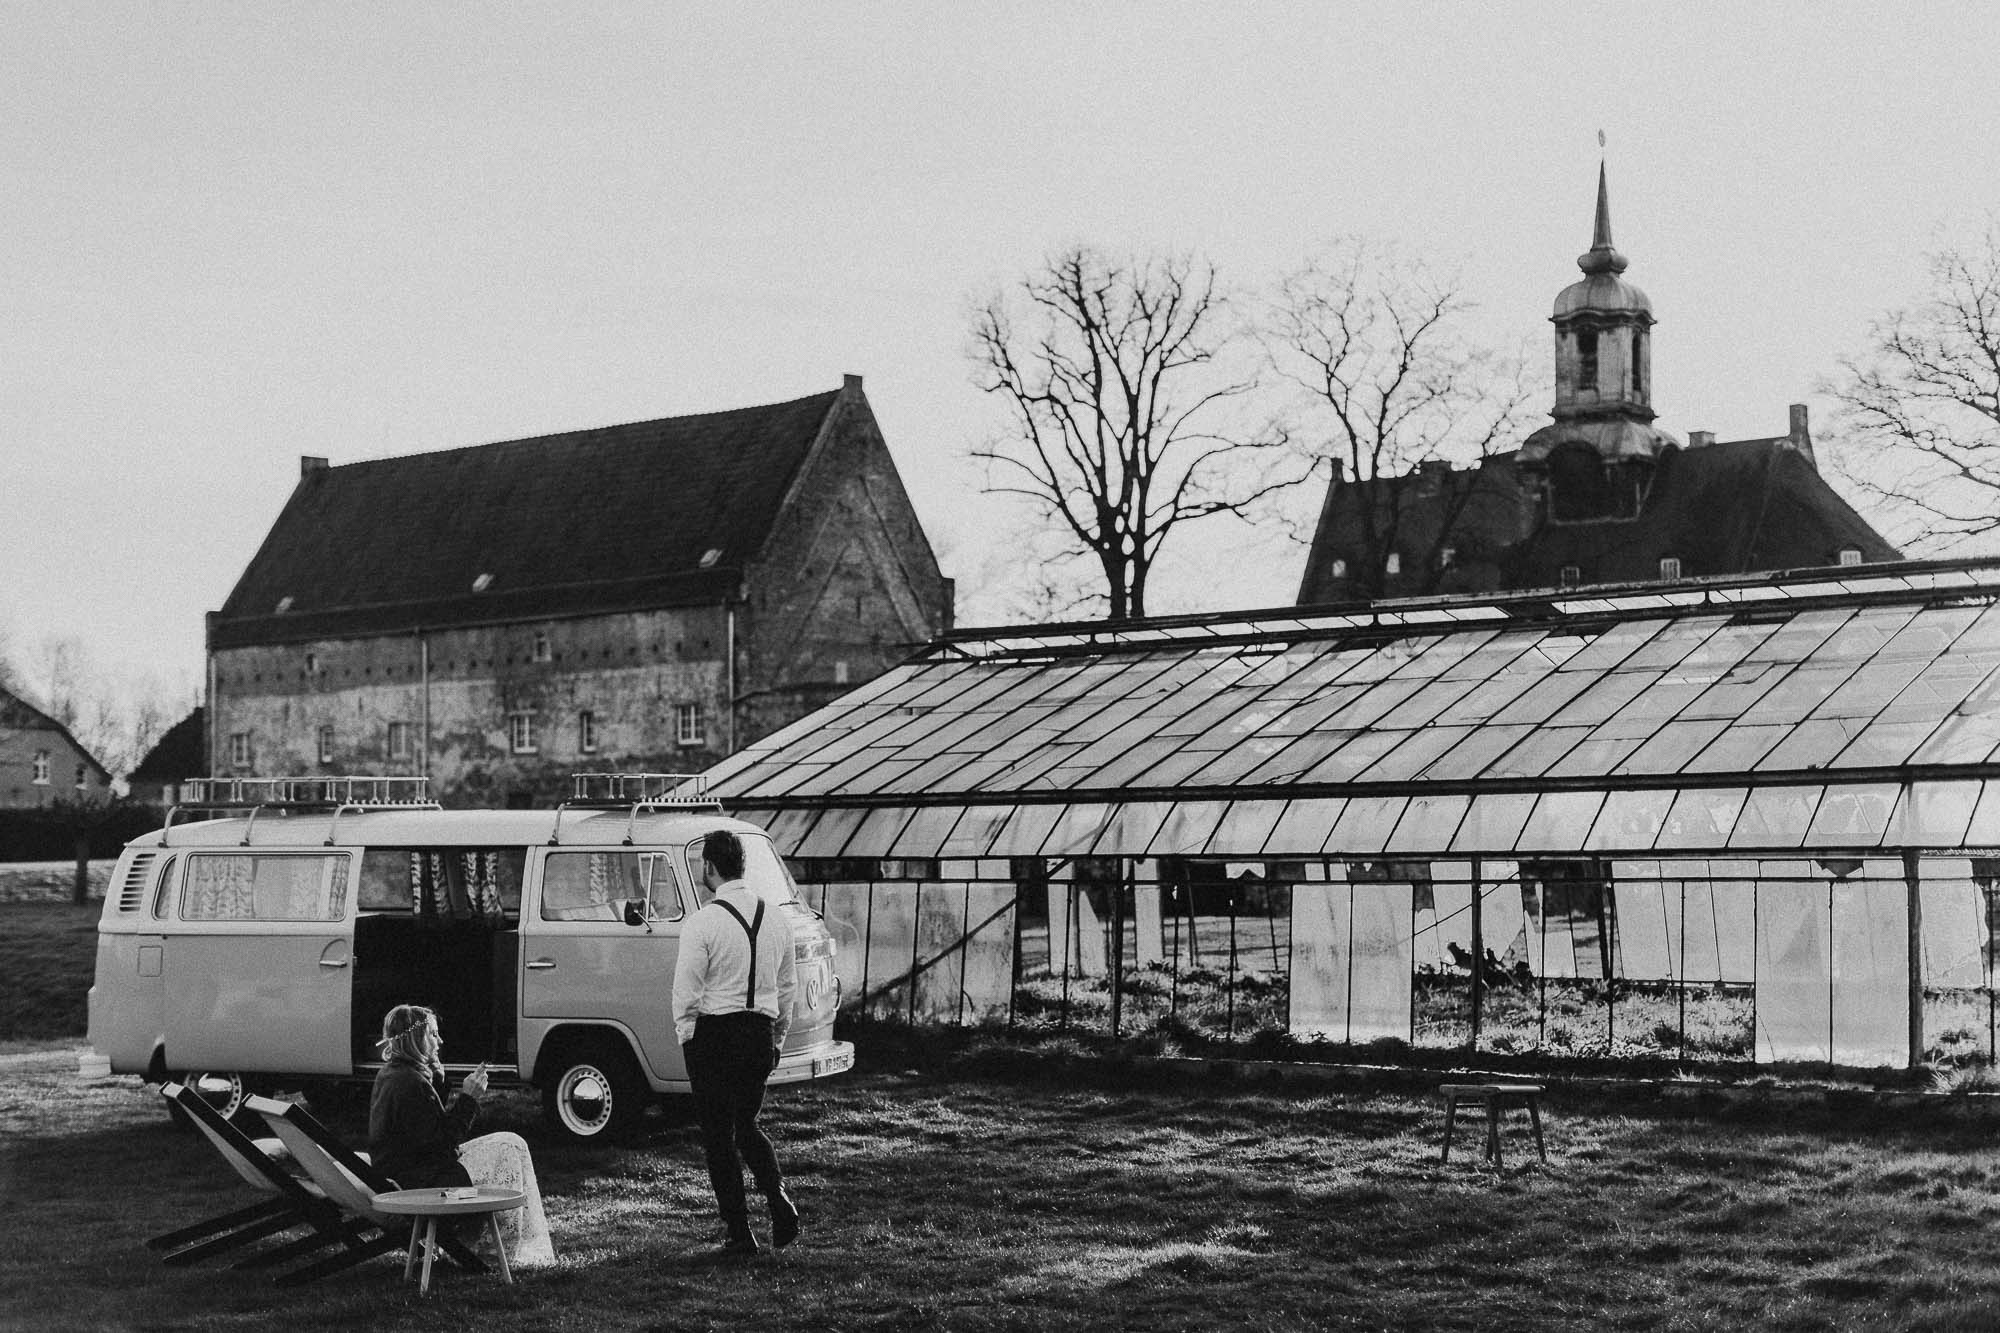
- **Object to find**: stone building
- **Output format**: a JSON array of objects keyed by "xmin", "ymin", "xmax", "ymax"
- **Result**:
[
  {"xmin": 0, "ymin": 686, "xmax": 112, "ymax": 808},
  {"xmin": 1298, "ymin": 167, "xmax": 1900, "ymax": 604},
  {"xmin": 206, "ymin": 377, "xmax": 953, "ymax": 807}
]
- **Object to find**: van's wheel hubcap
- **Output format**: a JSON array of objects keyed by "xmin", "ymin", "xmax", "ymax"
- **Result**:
[
  {"xmin": 190, "ymin": 1071, "xmax": 248, "ymax": 1121},
  {"xmin": 555, "ymin": 1063, "xmax": 614, "ymax": 1136}
]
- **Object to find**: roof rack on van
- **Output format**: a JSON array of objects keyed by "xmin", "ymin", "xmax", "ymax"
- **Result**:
[
  {"xmin": 549, "ymin": 772, "xmax": 723, "ymax": 846},
  {"xmin": 164, "ymin": 775, "xmax": 442, "ymax": 847}
]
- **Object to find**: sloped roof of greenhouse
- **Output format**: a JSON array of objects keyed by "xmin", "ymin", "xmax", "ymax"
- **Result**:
[{"xmin": 705, "ymin": 559, "xmax": 2000, "ymax": 860}]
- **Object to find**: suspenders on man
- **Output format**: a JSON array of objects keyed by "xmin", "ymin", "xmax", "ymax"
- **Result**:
[{"xmin": 670, "ymin": 830, "xmax": 800, "ymax": 1257}]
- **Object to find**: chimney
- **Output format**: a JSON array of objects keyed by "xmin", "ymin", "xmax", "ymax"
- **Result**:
[
  {"xmin": 1687, "ymin": 431, "xmax": 1715, "ymax": 449},
  {"xmin": 1787, "ymin": 403, "xmax": 1816, "ymax": 470},
  {"xmin": 300, "ymin": 455, "xmax": 329, "ymax": 477},
  {"xmin": 843, "ymin": 373, "xmax": 863, "ymax": 392}
]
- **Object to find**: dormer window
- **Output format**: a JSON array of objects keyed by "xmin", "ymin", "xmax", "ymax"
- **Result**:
[
  {"xmin": 1560, "ymin": 565, "xmax": 1581, "ymax": 587},
  {"xmin": 1384, "ymin": 552, "xmax": 1402, "ymax": 576},
  {"xmin": 698, "ymin": 548, "xmax": 723, "ymax": 570},
  {"xmin": 1659, "ymin": 557, "xmax": 1681, "ymax": 580},
  {"xmin": 1439, "ymin": 547, "xmax": 1456, "ymax": 569},
  {"xmin": 532, "ymin": 632, "xmax": 551, "ymax": 663},
  {"xmin": 472, "ymin": 573, "xmax": 494, "ymax": 592},
  {"xmin": 274, "ymin": 596, "xmax": 294, "ymax": 614},
  {"xmin": 1838, "ymin": 547, "xmax": 1863, "ymax": 567},
  {"xmin": 1330, "ymin": 558, "xmax": 1348, "ymax": 579}
]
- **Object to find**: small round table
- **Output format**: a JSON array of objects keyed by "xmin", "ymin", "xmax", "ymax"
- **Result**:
[{"xmin": 375, "ymin": 1185, "xmax": 527, "ymax": 1296}]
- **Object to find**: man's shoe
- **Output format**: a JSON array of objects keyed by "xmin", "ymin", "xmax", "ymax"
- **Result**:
[
  {"xmin": 720, "ymin": 1231, "xmax": 760, "ymax": 1258},
  {"xmin": 770, "ymin": 1190, "xmax": 801, "ymax": 1249}
]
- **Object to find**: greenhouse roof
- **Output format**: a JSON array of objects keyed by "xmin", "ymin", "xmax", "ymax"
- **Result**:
[{"xmin": 706, "ymin": 559, "xmax": 2000, "ymax": 860}]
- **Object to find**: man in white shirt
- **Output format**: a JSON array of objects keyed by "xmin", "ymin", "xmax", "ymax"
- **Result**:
[{"xmin": 671, "ymin": 829, "xmax": 800, "ymax": 1256}]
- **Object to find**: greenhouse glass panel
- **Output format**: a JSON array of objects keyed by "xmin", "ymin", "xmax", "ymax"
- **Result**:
[
  {"xmin": 1744, "ymin": 664, "xmax": 1853, "ymax": 726},
  {"xmin": 1179, "ymin": 734, "xmax": 1302, "ymax": 785},
  {"xmin": 1238, "ymin": 730, "xmax": 1356, "ymax": 784},
  {"xmin": 1432, "ymin": 672, "xmax": 1545, "ymax": 727},
  {"xmin": 1556, "ymin": 670, "xmax": 1661, "ymax": 727},
  {"xmin": 1682, "ymin": 659, "xmax": 1787, "ymax": 720},
  {"xmin": 1657, "ymin": 788, "xmax": 1749, "ymax": 849},
  {"xmin": 1424, "ymin": 721, "xmax": 1538, "ymax": 780},
  {"xmin": 1326, "ymin": 795, "xmax": 1411, "ymax": 856},
  {"xmin": 1616, "ymin": 718, "xmax": 1735, "ymax": 778},
  {"xmin": 1818, "ymin": 606, "xmax": 1919, "ymax": 661},
  {"xmin": 1730, "ymin": 786, "xmax": 1823, "ymax": 848},
  {"xmin": 1485, "ymin": 725, "xmax": 1592, "ymax": 778},
  {"xmin": 888, "ymin": 806, "xmax": 967, "ymax": 858},
  {"xmin": 1352, "ymin": 725, "xmax": 1475, "ymax": 783},
  {"xmin": 1745, "ymin": 609, "xmax": 1848, "ymax": 663},
  {"xmin": 1387, "ymin": 795, "xmax": 1470, "ymax": 853},
  {"xmin": 1093, "ymin": 802, "xmax": 1175, "ymax": 857},
  {"xmin": 1372, "ymin": 677, "xmax": 1478, "ymax": 731},
  {"xmin": 910, "ymin": 884, "xmax": 977, "ymax": 1024},
  {"xmin": 762, "ymin": 808, "xmax": 822, "ymax": 855},
  {"xmin": 795, "ymin": 806, "xmax": 870, "ymax": 857},
  {"xmin": 1756, "ymin": 880, "xmax": 1831, "ymax": 1063},
  {"xmin": 1351, "ymin": 881, "xmax": 1415, "ymax": 1042},
  {"xmin": 1918, "ymin": 863, "xmax": 1986, "ymax": 989},
  {"xmin": 807, "ymin": 882, "xmax": 872, "ymax": 1010},
  {"xmin": 958, "ymin": 883, "xmax": 1019, "ymax": 1022},
  {"xmin": 1288, "ymin": 876, "xmax": 1350, "ymax": 1039},
  {"xmin": 1964, "ymin": 783, "xmax": 2000, "ymax": 845},
  {"xmin": 1805, "ymin": 784, "xmax": 1899, "ymax": 847},
  {"xmin": 1297, "ymin": 730, "xmax": 1406, "ymax": 784},
  {"xmin": 1831, "ymin": 876, "xmax": 1909, "ymax": 1067},
  {"xmin": 1556, "ymin": 620, "xmax": 1672, "ymax": 673},
  {"xmin": 1611, "ymin": 875, "xmax": 1676, "ymax": 980},
  {"xmin": 1910, "ymin": 712, "xmax": 2000, "ymax": 766},
  {"xmin": 1516, "ymin": 791, "xmax": 1607, "ymax": 853},
  {"xmin": 1146, "ymin": 801, "xmax": 1232, "ymax": 856},
  {"xmin": 1265, "ymin": 799, "xmax": 1348, "ymax": 856},
  {"xmin": 1827, "ymin": 719, "xmax": 1942, "ymax": 770},
  {"xmin": 1041, "ymin": 803, "xmax": 1116, "ymax": 857},
  {"xmin": 937, "ymin": 805, "xmax": 1016, "ymax": 858},
  {"xmin": 1757, "ymin": 718, "xmax": 1866, "ymax": 773},
  {"xmin": 1622, "ymin": 617, "xmax": 1729, "ymax": 670},
  {"xmin": 861, "ymin": 883, "xmax": 922, "ymax": 1020},
  {"xmin": 1451, "ymin": 793, "xmax": 1539, "ymax": 853},
  {"xmin": 988, "ymin": 804, "xmax": 1068, "ymax": 857},
  {"xmin": 1682, "ymin": 722, "xmax": 1788, "ymax": 774},
  {"xmin": 1479, "ymin": 870, "xmax": 1529, "ymax": 972},
  {"xmin": 1818, "ymin": 659, "xmax": 1935, "ymax": 720},
  {"xmin": 1489, "ymin": 670, "xmax": 1599, "ymax": 726},
  {"xmin": 842, "ymin": 806, "xmax": 917, "ymax": 858},
  {"xmin": 1412, "ymin": 875, "xmax": 1470, "ymax": 972},
  {"xmin": 1587, "ymin": 789, "xmax": 1675, "ymax": 851},
  {"xmin": 1209, "ymin": 800, "xmax": 1289, "ymax": 856},
  {"xmin": 1889, "ymin": 783, "xmax": 1980, "ymax": 847},
  {"xmin": 1544, "ymin": 734, "xmax": 1647, "ymax": 778}
]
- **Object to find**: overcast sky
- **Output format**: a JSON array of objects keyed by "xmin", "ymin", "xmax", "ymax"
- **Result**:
[{"xmin": 6, "ymin": 3, "xmax": 1999, "ymax": 712}]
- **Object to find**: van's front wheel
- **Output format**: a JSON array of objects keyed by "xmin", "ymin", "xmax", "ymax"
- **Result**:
[{"xmin": 540, "ymin": 1041, "xmax": 649, "ymax": 1143}]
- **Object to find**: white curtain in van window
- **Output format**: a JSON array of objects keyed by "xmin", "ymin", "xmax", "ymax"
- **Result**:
[{"xmin": 186, "ymin": 854, "xmax": 255, "ymax": 920}]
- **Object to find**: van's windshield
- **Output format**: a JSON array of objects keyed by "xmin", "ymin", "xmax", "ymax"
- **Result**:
[{"xmin": 684, "ymin": 834, "xmax": 800, "ymax": 909}]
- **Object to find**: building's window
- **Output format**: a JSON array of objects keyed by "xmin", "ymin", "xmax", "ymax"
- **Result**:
[
  {"xmin": 1560, "ymin": 564, "xmax": 1582, "ymax": 587},
  {"xmin": 509, "ymin": 711, "xmax": 538, "ymax": 755},
  {"xmin": 75, "ymin": 763, "xmax": 86, "ymax": 789},
  {"xmin": 1838, "ymin": 547, "xmax": 1863, "ymax": 566},
  {"xmin": 229, "ymin": 732, "xmax": 253, "ymax": 768},
  {"xmin": 1631, "ymin": 330, "xmax": 1646, "ymax": 398},
  {"xmin": 388, "ymin": 721, "xmax": 413, "ymax": 762},
  {"xmin": 833, "ymin": 660, "xmax": 850, "ymax": 685},
  {"xmin": 1330, "ymin": 558, "xmax": 1348, "ymax": 579},
  {"xmin": 274, "ymin": 595, "xmax": 293, "ymax": 614},
  {"xmin": 32, "ymin": 751, "xmax": 50, "ymax": 784},
  {"xmin": 1385, "ymin": 552, "xmax": 1402, "ymax": 576},
  {"xmin": 1577, "ymin": 329, "xmax": 1598, "ymax": 391},
  {"xmin": 579, "ymin": 710, "xmax": 599, "ymax": 754},
  {"xmin": 1439, "ymin": 547, "xmax": 1456, "ymax": 569},
  {"xmin": 317, "ymin": 725, "xmax": 335, "ymax": 764},
  {"xmin": 533, "ymin": 632, "xmax": 551, "ymax": 663},
  {"xmin": 305, "ymin": 651, "xmax": 318, "ymax": 674},
  {"xmin": 1659, "ymin": 556, "xmax": 1682, "ymax": 580},
  {"xmin": 676, "ymin": 703, "xmax": 706, "ymax": 748}
]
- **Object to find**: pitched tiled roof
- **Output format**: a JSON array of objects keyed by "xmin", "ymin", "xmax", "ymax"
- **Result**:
[
  {"xmin": 0, "ymin": 686, "xmax": 112, "ymax": 781},
  {"xmin": 1507, "ymin": 439, "xmax": 1899, "ymax": 585},
  {"xmin": 212, "ymin": 390, "xmax": 842, "ymax": 647},
  {"xmin": 127, "ymin": 708, "xmax": 205, "ymax": 783}
]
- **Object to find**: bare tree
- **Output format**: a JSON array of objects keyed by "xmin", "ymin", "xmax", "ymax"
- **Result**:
[
  {"xmin": 1268, "ymin": 239, "xmax": 1540, "ymax": 599},
  {"xmin": 1827, "ymin": 221, "xmax": 2000, "ymax": 553},
  {"xmin": 969, "ymin": 247, "xmax": 1298, "ymax": 621}
]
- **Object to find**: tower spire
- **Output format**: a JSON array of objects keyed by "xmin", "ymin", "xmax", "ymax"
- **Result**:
[{"xmin": 1579, "ymin": 160, "xmax": 1628, "ymax": 276}]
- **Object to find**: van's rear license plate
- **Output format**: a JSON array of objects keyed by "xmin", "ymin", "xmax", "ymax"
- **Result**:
[{"xmin": 813, "ymin": 1049, "xmax": 854, "ymax": 1076}]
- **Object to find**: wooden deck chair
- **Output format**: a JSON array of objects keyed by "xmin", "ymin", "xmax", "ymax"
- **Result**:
[
  {"xmin": 147, "ymin": 1082, "xmax": 354, "ymax": 1270},
  {"xmin": 244, "ymin": 1095, "xmax": 486, "ymax": 1287}
]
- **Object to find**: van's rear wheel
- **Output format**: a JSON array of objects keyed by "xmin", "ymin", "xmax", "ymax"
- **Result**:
[
  {"xmin": 541, "ymin": 1041, "xmax": 649, "ymax": 1143},
  {"xmin": 185, "ymin": 1071, "xmax": 254, "ymax": 1126}
]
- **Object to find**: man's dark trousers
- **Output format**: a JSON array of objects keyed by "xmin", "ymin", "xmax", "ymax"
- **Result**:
[{"xmin": 686, "ymin": 1011, "xmax": 784, "ymax": 1240}]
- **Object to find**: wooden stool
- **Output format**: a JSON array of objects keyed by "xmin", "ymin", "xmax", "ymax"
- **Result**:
[{"xmin": 1439, "ymin": 1083, "xmax": 1546, "ymax": 1166}]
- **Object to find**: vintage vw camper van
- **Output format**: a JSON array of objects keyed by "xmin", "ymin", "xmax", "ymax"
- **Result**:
[{"xmin": 86, "ymin": 774, "xmax": 852, "ymax": 1141}]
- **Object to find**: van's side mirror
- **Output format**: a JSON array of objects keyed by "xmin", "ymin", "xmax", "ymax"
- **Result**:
[{"xmin": 623, "ymin": 900, "xmax": 649, "ymax": 929}]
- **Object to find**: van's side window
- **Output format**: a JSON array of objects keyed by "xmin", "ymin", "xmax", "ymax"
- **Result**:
[
  {"xmin": 181, "ymin": 854, "xmax": 350, "ymax": 922},
  {"xmin": 357, "ymin": 848, "xmax": 523, "ymax": 919},
  {"xmin": 542, "ymin": 851, "xmax": 685, "ymax": 923}
]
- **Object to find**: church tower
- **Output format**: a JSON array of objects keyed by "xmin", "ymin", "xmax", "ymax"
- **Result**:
[{"xmin": 1517, "ymin": 163, "xmax": 1679, "ymax": 521}]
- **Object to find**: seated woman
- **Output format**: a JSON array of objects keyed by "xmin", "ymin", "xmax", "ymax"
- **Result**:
[{"xmin": 369, "ymin": 1004, "xmax": 556, "ymax": 1267}]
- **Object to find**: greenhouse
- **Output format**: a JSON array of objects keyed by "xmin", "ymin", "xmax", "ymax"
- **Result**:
[{"xmin": 703, "ymin": 559, "xmax": 2000, "ymax": 1070}]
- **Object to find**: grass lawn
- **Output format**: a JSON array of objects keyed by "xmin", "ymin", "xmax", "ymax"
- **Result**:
[
  {"xmin": 12, "ymin": 902, "xmax": 2000, "ymax": 1329},
  {"xmin": 0, "ymin": 900, "xmax": 101, "ymax": 1048}
]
